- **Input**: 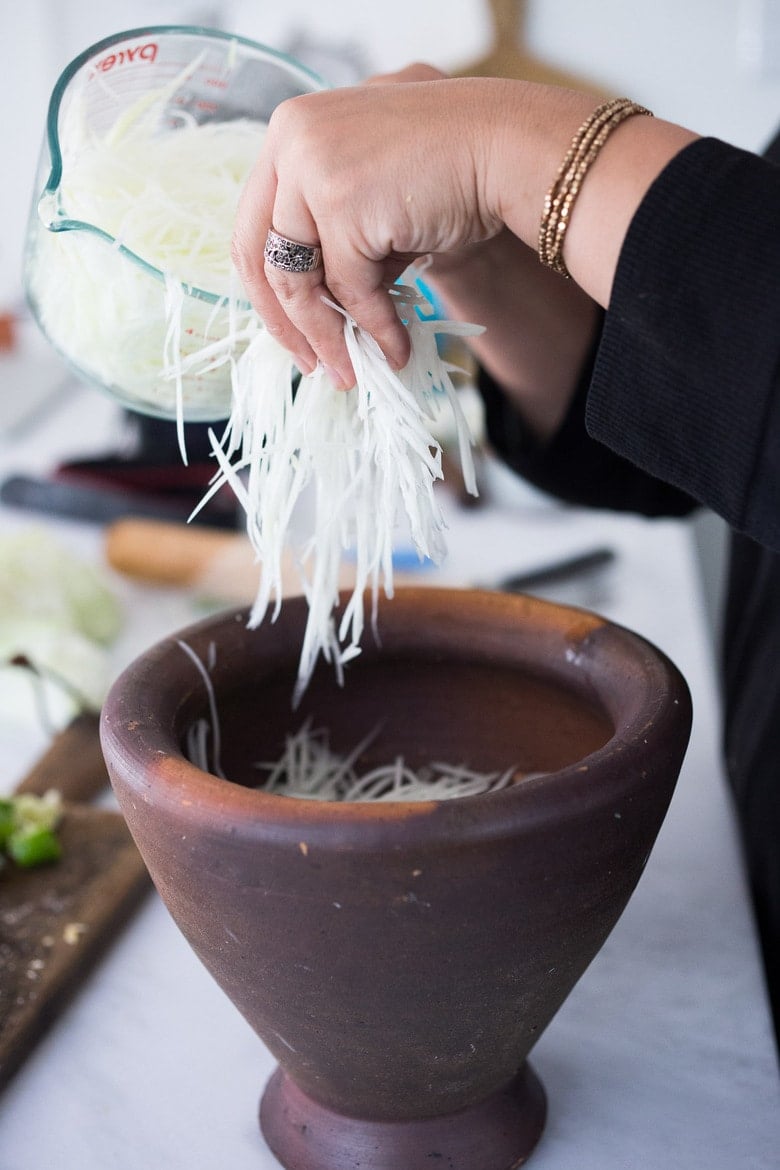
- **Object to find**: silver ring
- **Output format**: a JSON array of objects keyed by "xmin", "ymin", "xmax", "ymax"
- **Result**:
[{"xmin": 264, "ymin": 229, "xmax": 322, "ymax": 274}]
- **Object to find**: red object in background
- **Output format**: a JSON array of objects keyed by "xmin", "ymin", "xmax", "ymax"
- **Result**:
[{"xmin": 0, "ymin": 312, "xmax": 16, "ymax": 352}]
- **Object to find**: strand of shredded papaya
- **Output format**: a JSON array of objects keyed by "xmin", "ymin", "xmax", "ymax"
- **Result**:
[
  {"xmin": 28, "ymin": 61, "xmax": 265, "ymax": 425},
  {"xmin": 193, "ymin": 267, "xmax": 483, "ymax": 704},
  {"xmin": 254, "ymin": 718, "xmax": 516, "ymax": 801},
  {"xmin": 35, "ymin": 60, "xmax": 484, "ymax": 702}
]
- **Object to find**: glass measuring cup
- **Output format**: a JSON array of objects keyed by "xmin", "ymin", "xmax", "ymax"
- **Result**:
[{"xmin": 24, "ymin": 26, "xmax": 326, "ymax": 422}]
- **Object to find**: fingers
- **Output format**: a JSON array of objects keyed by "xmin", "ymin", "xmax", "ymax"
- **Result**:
[
  {"xmin": 260, "ymin": 236, "xmax": 411, "ymax": 386},
  {"xmin": 266, "ymin": 257, "xmax": 353, "ymax": 388},
  {"xmin": 233, "ymin": 152, "xmax": 410, "ymax": 388},
  {"xmin": 232, "ymin": 141, "xmax": 401, "ymax": 388},
  {"xmin": 232, "ymin": 71, "xmax": 471, "ymax": 384},
  {"xmin": 231, "ymin": 162, "xmax": 319, "ymax": 377},
  {"xmin": 321, "ymin": 252, "xmax": 412, "ymax": 374}
]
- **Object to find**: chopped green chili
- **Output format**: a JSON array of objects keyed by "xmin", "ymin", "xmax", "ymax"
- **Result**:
[
  {"xmin": 0, "ymin": 791, "xmax": 63, "ymax": 869},
  {"xmin": 8, "ymin": 825, "xmax": 62, "ymax": 867}
]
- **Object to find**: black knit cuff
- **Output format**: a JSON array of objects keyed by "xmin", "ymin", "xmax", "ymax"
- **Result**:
[{"xmin": 478, "ymin": 331, "xmax": 697, "ymax": 518}]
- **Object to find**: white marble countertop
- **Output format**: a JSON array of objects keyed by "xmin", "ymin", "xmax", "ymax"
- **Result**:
[{"xmin": 0, "ymin": 346, "xmax": 778, "ymax": 1168}]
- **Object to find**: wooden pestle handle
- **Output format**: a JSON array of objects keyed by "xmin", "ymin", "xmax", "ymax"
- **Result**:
[
  {"xmin": 105, "ymin": 517, "xmax": 241, "ymax": 587},
  {"xmin": 105, "ymin": 517, "xmax": 418, "ymax": 602},
  {"xmin": 14, "ymin": 713, "xmax": 109, "ymax": 803}
]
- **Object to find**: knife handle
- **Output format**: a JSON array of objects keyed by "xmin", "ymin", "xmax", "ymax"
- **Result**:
[
  {"xmin": 14, "ymin": 712, "xmax": 109, "ymax": 803},
  {"xmin": 105, "ymin": 517, "xmax": 240, "ymax": 586}
]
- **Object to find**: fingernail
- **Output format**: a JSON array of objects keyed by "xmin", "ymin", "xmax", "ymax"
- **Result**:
[
  {"xmin": 296, "ymin": 355, "xmax": 317, "ymax": 377},
  {"xmin": 323, "ymin": 364, "xmax": 352, "ymax": 391},
  {"xmin": 386, "ymin": 345, "xmax": 409, "ymax": 374}
]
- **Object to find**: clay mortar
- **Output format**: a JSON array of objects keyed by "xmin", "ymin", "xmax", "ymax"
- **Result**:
[{"xmin": 101, "ymin": 588, "xmax": 692, "ymax": 1170}]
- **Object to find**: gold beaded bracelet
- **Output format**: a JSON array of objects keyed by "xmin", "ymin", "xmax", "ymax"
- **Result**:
[{"xmin": 538, "ymin": 98, "xmax": 654, "ymax": 279}]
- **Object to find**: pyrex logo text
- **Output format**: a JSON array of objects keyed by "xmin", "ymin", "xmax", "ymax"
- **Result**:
[{"xmin": 95, "ymin": 42, "xmax": 158, "ymax": 72}]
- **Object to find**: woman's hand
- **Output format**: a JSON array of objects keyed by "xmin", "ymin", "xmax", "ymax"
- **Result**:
[
  {"xmin": 231, "ymin": 68, "xmax": 539, "ymax": 386},
  {"xmin": 232, "ymin": 63, "xmax": 697, "ymax": 400}
]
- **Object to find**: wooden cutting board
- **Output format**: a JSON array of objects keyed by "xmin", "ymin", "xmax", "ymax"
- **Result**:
[
  {"xmin": 0, "ymin": 713, "xmax": 150, "ymax": 1092},
  {"xmin": 456, "ymin": 0, "xmax": 611, "ymax": 95}
]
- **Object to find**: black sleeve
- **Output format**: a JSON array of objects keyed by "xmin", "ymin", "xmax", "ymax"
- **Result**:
[
  {"xmin": 587, "ymin": 136, "xmax": 780, "ymax": 553},
  {"xmin": 479, "ymin": 343, "xmax": 699, "ymax": 518},
  {"xmin": 480, "ymin": 136, "xmax": 780, "ymax": 549}
]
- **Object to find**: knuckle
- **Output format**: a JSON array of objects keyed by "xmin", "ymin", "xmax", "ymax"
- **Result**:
[
  {"xmin": 263, "ymin": 261, "xmax": 297, "ymax": 291},
  {"xmin": 263, "ymin": 266, "xmax": 323, "ymax": 305},
  {"xmin": 266, "ymin": 95, "xmax": 303, "ymax": 136},
  {"xmin": 401, "ymin": 61, "xmax": 448, "ymax": 83},
  {"xmin": 367, "ymin": 62, "xmax": 446, "ymax": 86},
  {"xmin": 268, "ymin": 93, "xmax": 322, "ymax": 152}
]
